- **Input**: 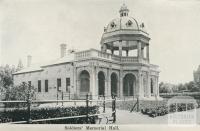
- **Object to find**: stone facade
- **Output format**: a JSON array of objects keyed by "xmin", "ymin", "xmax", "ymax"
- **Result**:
[{"xmin": 13, "ymin": 4, "xmax": 160, "ymax": 100}]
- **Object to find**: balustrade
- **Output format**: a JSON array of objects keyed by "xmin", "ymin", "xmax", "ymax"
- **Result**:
[{"xmin": 74, "ymin": 49, "xmax": 148, "ymax": 64}]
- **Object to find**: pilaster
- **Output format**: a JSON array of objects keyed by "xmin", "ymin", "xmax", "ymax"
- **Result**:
[
  {"xmin": 107, "ymin": 68, "xmax": 111, "ymax": 97},
  {"xmin": 119, "ymin": 41, "xmax": 122, "ymax": 56},
  {"xmin": 138, "ymin": 70, "xmax": 144, "ymax": 98},
  {"xmin": 146, "ymin": 44, "xmax": 150, "ymax": 62},
  {"xmin": 91, "ymin": 66, "xmax": 97, "ymax": 99},
  {"xmin": 147, "ymin": 72, "xmax": 151, "ymax": 97},
  {"xmin": 119, "ymin": 68, "xmax": 123, "ymax": 98},
  {"xmin": 137, "ymin": 41, "xmax": 142, "ymax": 62}
]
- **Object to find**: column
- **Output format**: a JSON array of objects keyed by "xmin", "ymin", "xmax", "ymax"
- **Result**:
[
  {"xmin": 141, "ymin": 48, "xmax": 144, "ymax": 58},
  {"xmin": 139, "ymin": 71, "xmax": 144, "ymax": 99},
  {"xmin": 147, "ymin": 72, "xmax": 151, "ymax": 97},
  {"xmin": 73, "ymin": 65, "xmax": 77, "ymax": 99},
  {"xmin": 119, "ymin": 41, "xmax": 122, "ymax": 56},
  {"xmin": 119, "ymin": 69, "xmax": 123, "ymax": 98},
  {"xmin": 156, "ymin": 77, "xmax": 160, "ymax": 97},
  {"xmin": 101, "ymin": 44, "xmax": 107, "ymax": 53},
  {"xmin": 153, "ymin": 78, "xmax": 156, "ymax": 97},
  {"xmin": 126, "ymin": 50, "xmax": 129, "ymax": 56},
  {"xmin": 104, "ymin": 44, "xmax": 107, "ymax": 53},
  {"xmin": 107, "ymin": 68, "xmax": 111, "ymax": 97},
  {"xmin": 137, "ymin": 41, "xmax": 142, "ymax": 62},
  {"xmin": 95, "ymin": 68, "xmax": 99, "ymax": 97},
  {"xmin": 111, "ymin": 50, "xmax": 114, "ymax": 55},
  {"xmin": 146, "ymin": 44, "xmax": 149, "ymax": 61},
  {"xmin": 91, "ymin": 66, "xmax": 97, "ymax": 99}
]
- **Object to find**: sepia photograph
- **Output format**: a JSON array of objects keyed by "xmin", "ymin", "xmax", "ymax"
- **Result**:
[{"xmin": 0, "ymin": 0, "xmax": 200, "ymax": 130}]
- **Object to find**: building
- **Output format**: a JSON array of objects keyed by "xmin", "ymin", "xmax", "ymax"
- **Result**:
[
  {"xmin": 193, "ymin": 65, "xmax": 200, "ymax": 83},
  {"xmin": 13, "ymin": 4, "xmax": 160, "ymax": 100}
]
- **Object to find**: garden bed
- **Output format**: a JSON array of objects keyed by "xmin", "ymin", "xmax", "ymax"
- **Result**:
[
  {"xmin": 0, "ymin": 106, "xmax": 99, "ymax": 124},
  {"xmin": 141, "ymin": 102, "xmax": 200, "ymax": 118}
]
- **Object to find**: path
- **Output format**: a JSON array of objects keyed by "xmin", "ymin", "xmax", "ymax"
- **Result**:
[{"xmin": 113, "ymin": 108, "xmax": 200, "ymax": 125}]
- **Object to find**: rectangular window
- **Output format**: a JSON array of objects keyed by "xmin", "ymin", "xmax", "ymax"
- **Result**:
[
  {"xmin": 66, "ymin": 78, "xmax": 70, "ymax": 92},
  {"xmin": 57, "ymin": 78, "xmax": 61, "ymax": 91},
  {"xmin": 38, "ymin": 80, "xmax": 41, "ymax": 92},
  {"xmin": 45, "ymin": 80, "xmax": 48, "ymax": 92}
]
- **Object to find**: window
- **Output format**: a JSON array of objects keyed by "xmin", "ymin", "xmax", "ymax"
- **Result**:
[
  {"xmin": 151, "ymin": 79, "xmax": 154, "ymax": 94},
  {"xmin": 66, "ymin": 78, "xmax": 70, "ymax": 92},
  {"xmin": 45, "ymin": 80, "xmax": 48, "ymax": 92},
  {"xmin": 126, "ymin": 20, "xmax": 133, "ymax": 27},
  {"xmin": 38, "ymin": 80, "xmax": 41, "ymax": 92},
  {"xmin": 57, "ymin": 78, "xmax": 61, "ymax": 91},
  {"xmin": 110, "ymin": 22, "xmax": 116, "ymax": 28}
]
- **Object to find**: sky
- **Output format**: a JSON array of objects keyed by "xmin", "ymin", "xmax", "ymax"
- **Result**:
[{"xmin": 0, "ymin": 0, "xmax": 200, "ymax": 84}]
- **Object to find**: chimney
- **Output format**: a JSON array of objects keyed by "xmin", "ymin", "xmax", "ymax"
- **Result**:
[
  {"xmin": 60, "ymin": 44, "xmax": 67, "ymax": 58},
  {"xmin": 27, "ymin": 55, "xmax": 32, "ymax": 67}
]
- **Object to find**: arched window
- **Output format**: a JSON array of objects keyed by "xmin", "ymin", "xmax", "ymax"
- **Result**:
[
  {"xmin": 151, "ymin": 78, "xmax": 154, "ymax": 94},
  {"xmin": 111, "ymin": 73, "xmax": 118, "ymax": 96},
  {"xmin": 80, "ymin": 70, "xmax": 90, "ymax": 93},
  {"xmin": 123, "ymin": 74, "xmax": 136, "ymax": 96},
  {"xmin": 98, "ymin": 71, "xmax": 105, "ymax": 96}
]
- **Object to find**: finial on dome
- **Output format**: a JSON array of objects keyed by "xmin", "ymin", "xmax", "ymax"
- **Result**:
[{"xmin": 119, "ymin": 3, "xmax": 129, "ymax": 17}]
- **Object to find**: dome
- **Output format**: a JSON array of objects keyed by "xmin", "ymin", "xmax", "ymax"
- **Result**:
[
  {"xmin": 101, "ymin": 4, "xmax": 149, "ymax": 45},
  {"xmin": 105, "ymin": 16, "xmax": 140, "ymax": 33},
  {"xmin": 103, "ymin": 3, "xmax": 147, "ymax": 33}
]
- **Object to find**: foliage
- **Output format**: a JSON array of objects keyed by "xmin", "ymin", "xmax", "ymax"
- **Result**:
[
  {"xmin": 0, "ymin": 106, "xmax": 99, "ymax": 124},
  {"xmin": 159, "ymin": 82, "xmax": 175, "ymax": 93},
  {"xmin": 0, "ymin": 65, "xmax": 16, "ymax": 89},
  {"xmin": 0, "ymin": 65, "xmax": 16, "ymax": 100},
  {"xmin": 4, "ymin": 82, "xmax": 36, "ymax": 108},
  {"xmin": 141, "ymin": 103, "xmax": 198, "ymax": 118},
  {"xmin": 159, "ymin": 81, "xmax": 200, "ymax": 93}
]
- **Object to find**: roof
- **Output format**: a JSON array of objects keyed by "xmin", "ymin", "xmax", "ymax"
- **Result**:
[
  {"xmin": 106, "ymin": 17, "xmax": 140, "ymax": 33},
  {"xmin": 42, "ymin": 53, "xmax": 75, "ymax": 67},
  {"xmin": 13, "ymin": 64, "xmax": 43, "ymax": 75},
  {"xmin": 104, "ymin": 4, "xmax": 147, "ymax": 34},
  {"xmin": 13, "ymin": 53, "xmax": 75, "ymax": 75}
]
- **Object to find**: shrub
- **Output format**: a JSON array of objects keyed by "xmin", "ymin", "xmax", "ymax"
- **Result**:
[
  {"xmin": 141, "ymin": 103, "xmax": 197, "ymax": 118},
  {"xmin": 4, "ymin": 82, "xmax": 36, "ymax": 108},
  {"xmin": 0, "ymin": 106, "xmax": 99, "ymax": 124}
]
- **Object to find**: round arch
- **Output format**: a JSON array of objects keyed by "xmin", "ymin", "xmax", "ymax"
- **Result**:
[
  {"xmin": 150, "ymin": 78, "xmax": 154, "ymax": 94},
  {"xmin": 111, "ymin": 72, "xmax": 118, "ymax": 96},
  {"xmin": 123, "ymin": 73, "xmax": 136, "ymax": 97},
  {"xmin": 98, "ymin": 71, "xmax": 105, "ymax": 96},
  {"xmin": 79, "ymin": 70, "xmax": 90, "ymax": 94}
]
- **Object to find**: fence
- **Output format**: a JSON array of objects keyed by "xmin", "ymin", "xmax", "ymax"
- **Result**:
[
  {"xmin": 160, "ymin": 92, "xmax": 200, "ymax": 99},
  {"xmin": 0, "ymin": 94, "xmax": 116, "ymax": 124}
]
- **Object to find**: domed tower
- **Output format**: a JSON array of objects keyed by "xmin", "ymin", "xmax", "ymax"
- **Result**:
[{"xmin": 100, "ymin": 4, "xmax": 150, "ymax": 63}]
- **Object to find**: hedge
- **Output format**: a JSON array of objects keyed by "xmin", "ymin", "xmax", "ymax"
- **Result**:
[
  {"xmin": 0, "ymin": 106, "xmax": 99, "ymax": 124},
  {"xmin": 141, "ymin": 103, "xmax": 199, "ymax": 118}
]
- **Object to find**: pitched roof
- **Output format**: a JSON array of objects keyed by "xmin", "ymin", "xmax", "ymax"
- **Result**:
[
  {"xmin": 42, "ymin": 53, "xmax": 74, "ymax": 67},
  {"xmin": 13, "ymin": 53, "xmax": 75, "ymax": 75},
  {"xmin": 13, "ymin": 64, "xmax": 43, "ymax": 74}
]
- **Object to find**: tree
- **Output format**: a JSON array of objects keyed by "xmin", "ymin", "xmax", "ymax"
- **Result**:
[
  {"xmin": 4, "ymin": 82, "xmax": 36, "ymax": 107},
  {"xmin": 159, "ymin": 82, "xmax": 174, "ymax": 93},
  {"xmin": 0, "ymin": 65, "xmax": 16, "ymax": 89},
  {"xmin": 5, "ymin": 82, "xmax": 36, "ymax": 101}
]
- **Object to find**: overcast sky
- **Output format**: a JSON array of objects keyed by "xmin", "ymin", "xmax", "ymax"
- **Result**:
[{"xmin": 0, "ymin": 0, "xmax": 200, "ymax": 84}]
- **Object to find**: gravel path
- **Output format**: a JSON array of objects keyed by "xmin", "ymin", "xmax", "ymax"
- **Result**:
[{"xmin": 113, "ymin": 108, "xmax": 200, "ymax": 125}]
